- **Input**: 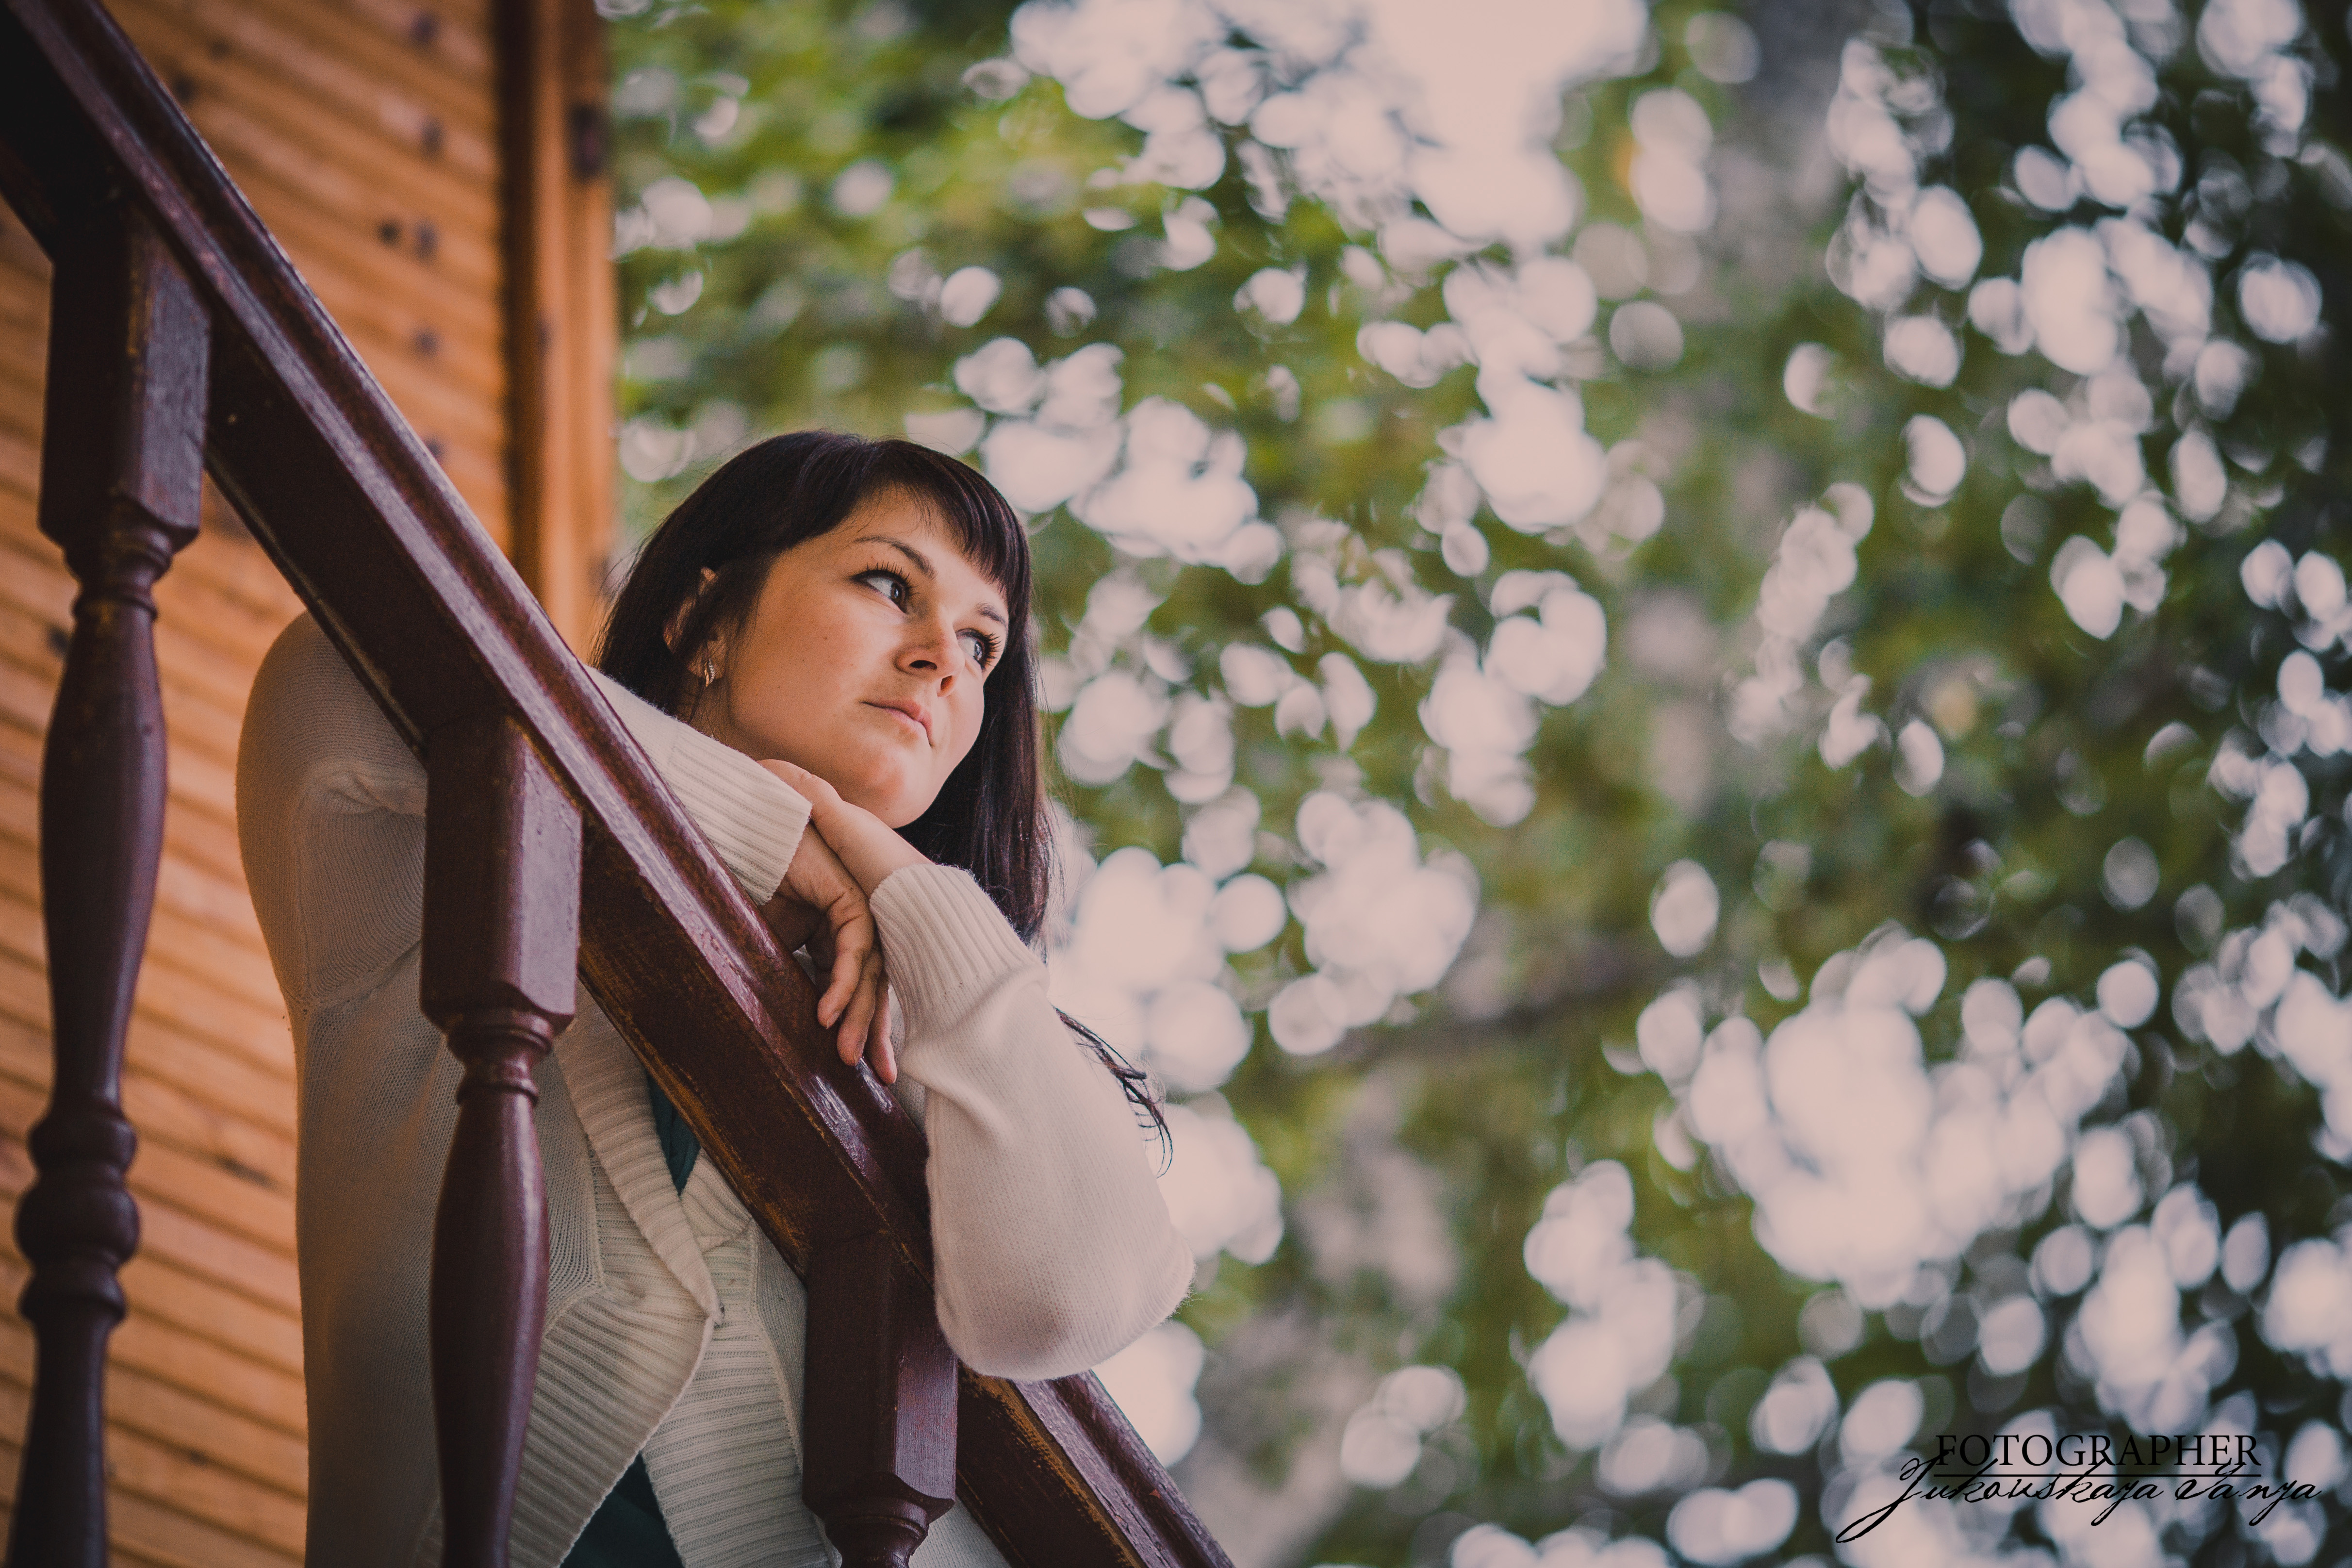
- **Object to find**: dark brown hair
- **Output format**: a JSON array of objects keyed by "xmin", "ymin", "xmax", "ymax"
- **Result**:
[
  {"xmin": 597, "ymin": 431, "xmax": 1161, "ymax": 1139},
  {"xmin": 600, "ymin": 431, "xmax": 1051, "ymax": 936}
]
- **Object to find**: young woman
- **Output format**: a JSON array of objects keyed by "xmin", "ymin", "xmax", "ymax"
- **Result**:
[{"xmin": 237, "ymin": 432, "xmax": 1194, "ymax": 1567}]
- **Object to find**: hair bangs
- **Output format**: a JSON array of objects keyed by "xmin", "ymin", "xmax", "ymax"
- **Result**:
[
  {"xmin": 595, "ymin": 429, "xmax": 1160, "ymax": 1141},
  {"xmin": 865, "ymin": 443, "xmax": 1031, "ymax": 619}
]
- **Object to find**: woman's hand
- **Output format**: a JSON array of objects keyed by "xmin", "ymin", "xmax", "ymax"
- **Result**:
[
  {"xmin": 758, "ymin": 760, "xmax": 927, "ymax": 895},
  {"xmin": 761, "ymin": 822, "xmax": 889, "ymax": 1077},
  {"xmin": 759, "ymin": 759, "xmax": 927, "ymax": 1081}
]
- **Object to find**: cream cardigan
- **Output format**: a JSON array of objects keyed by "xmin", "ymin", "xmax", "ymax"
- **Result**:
[{"xmin": 235, "ymin": 616, "xmax": 1193, "ymax": 1567}]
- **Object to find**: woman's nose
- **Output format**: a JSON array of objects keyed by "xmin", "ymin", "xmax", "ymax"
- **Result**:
[{"xmin": 897, "ymin": 617, "xmax": 959, "ymax": 681}]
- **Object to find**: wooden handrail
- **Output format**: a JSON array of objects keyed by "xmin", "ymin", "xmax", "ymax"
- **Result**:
[{"xmin": 0, "ymin": 2, "xmax": 1232, "ymax": 1565}]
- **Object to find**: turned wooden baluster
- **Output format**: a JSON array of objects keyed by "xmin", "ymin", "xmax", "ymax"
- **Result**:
[
  {"xmin": 420, "ymin": 717, "xmax": 581, "ymax": 1568},
  {"xmin": 804, "ymin": 1231, "xmax": 959, "ymax": 1568},
  {"xmin": 8, "ymin": 208, "xmax": 209, "ymax": 1568}
]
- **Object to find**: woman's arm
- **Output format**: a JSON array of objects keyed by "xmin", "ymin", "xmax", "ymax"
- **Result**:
[
  {"xmin": 236, "ymin": 616, "xmax": 819, "ymax": 1018},
  {"xmin": 593, "ymin": 673, "xmax": 893, "ymax": 1052},
  {"xmin": 586, "ymin": 668, "xmax": 813, "ymax": 896},
  {"xmin": 237, "ymin": 616, "xmax": 433, "ymax": 1022},
  {"xmin": 876, "ymin": 864, "xmax": 1195, "ymax": 1381},
  {"xmin": 757, "ymin": 760, "xmax": 1193, "ymax": 1380}
]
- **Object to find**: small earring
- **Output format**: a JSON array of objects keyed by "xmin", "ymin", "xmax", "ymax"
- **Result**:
[{"xmin": 699, "ymin": 657, "xmax": 718, "ymax": 684}]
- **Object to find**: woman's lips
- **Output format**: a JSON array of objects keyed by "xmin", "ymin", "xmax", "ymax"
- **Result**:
[{"xmin": 868, "ymin": 700, "xmax": 932, "ymax": 744}]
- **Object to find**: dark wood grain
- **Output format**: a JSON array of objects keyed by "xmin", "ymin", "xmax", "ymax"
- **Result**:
[
  {"xmin": 421, "ymin": 716, "xmax": 581, "ymax": 1568},
  {"xmin": 804, "ymin": 1231, "xmax": 958, "ymax": 1568},
  {"xmin": 9, "ymin": 205, "xmax": 209, "ymax": 1568},
  {"xmin": 0, "ymin": 3, "xmax": 1234, "ymax": 1563}
]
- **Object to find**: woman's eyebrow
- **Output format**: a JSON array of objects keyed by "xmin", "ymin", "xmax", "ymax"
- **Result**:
[
  {"xmin": 857, "ymin": 533, "xmax": 1007, "ymax": 625},
  {"xmin": 856, "ymin": 532, "xmax": 936, "ymax": 578}
]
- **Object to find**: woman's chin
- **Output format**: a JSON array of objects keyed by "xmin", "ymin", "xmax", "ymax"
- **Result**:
[
  {"xmin": 871, "ymin": 794, "xmax": 934, "ymax": 829},
  {"xmin": 822, "ymin": 765, "xmax": 933, "ymax": 827}
]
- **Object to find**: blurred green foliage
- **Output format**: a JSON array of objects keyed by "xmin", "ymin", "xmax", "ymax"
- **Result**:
[{"xmin": 606, "ymin": 0, "xmax": 2352, "ymax": 1564}]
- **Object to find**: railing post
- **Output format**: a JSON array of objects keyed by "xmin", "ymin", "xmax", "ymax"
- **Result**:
[
  {"xmin": 9, "ymin": 205, "xmax": 209, "ymax": 1568},
  {"xmin": 420, "ymin": 716, "xmax": 580, "ymax": 1568},
  {"xmin": 803, "ymin": 1232, "xmax": 959, "ymax": 1568}
]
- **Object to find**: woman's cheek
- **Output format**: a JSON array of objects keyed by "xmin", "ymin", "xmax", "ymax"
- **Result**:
[{"xmin": 950, "ymin": 697, "xmax": 987, "ymax": 768}]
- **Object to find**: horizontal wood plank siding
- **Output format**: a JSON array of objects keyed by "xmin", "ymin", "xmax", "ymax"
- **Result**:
[
  {"xmin": 108, "ymin": 0, "xmax": 511, "ymax": 539},
  {"xmin": 0, "ymin": 0, "xmax": 527, "ymax": 1554}
]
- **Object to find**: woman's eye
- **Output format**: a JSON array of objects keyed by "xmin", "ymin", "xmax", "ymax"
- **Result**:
[
  {"xmin": 857, "ymin": 569, "xmax": 909, "ymax": 606},
  {"xmin": 962, "ymin": 630, "xmax": 998, "ymax": 668}
]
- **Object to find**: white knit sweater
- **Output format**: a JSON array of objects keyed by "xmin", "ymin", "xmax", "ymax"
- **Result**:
[{"xmin": 235, "ymin": 615, "xmax": 1193, "ymax": 1567}]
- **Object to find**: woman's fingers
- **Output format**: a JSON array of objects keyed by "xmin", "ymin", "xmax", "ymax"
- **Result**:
[
  {"xmin": 757, "ymin": 759, "xmax": 903, "ymax": 1076},
  {"xmin": 758, "ymin": 757, "xmax": 925, "ymax": 896},
  {"xmin": 800, "ymin": 891, "xmax": 863, "ymax": 1031},
  {"xmin": 838, "ymin": 948, "xmax": 884, "ymax": 1073},
  {"xmin": 772, "ymin": 825, "xmax": 893, "ymax": 1078},
  {"xmin": 777, "ymin": 825, "xmax": 861, "ymax": 1024},
  {"xmin": 816, "ymin": 881, "xmax": 890, "ymax": 1077},
  {"xmin": 835, "ymin": 967, "xmax": 869, "ymax": 1065},
  {"xmin": 864, "ymin": 990, "xmax": 897, "ymax": 1085},
  {"xmin": 817, "ymin": 886, "xmax": 875, "ymax": 1032},
  {"xmin": 764, "ymin": 895, "xmax": 820, "ymax": 958},
  {"xmin": 816, "ymin": 921, "xmax": 889, "ymax": 1077},
  {"xmin": 815, "ymin": 908, "xmax": 889, "ymax": 1077},
  {"xmin": 814, "ymin": 934, "xmax": 852, "ymax": 1030},
  {"xmin": 760, "ymin": 757, "xmax": 840, "ymax": 813}
]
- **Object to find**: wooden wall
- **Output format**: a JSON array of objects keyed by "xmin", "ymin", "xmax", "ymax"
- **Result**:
[{"xmin": 0, "ymin": 0, "xmax": 612, "ymax": 1559}]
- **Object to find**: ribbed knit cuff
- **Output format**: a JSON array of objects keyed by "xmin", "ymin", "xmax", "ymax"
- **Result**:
[
  {"xmin": 870, "ymin": 864, "xmax": 1039, "ymax": 1042},
  {"xmin": 591, "ymin": 669, "xmax": 809, "ymax": 900},
  {"xmin": 660, "ymin": 735, "xmax": 808, "ymax": 899}
]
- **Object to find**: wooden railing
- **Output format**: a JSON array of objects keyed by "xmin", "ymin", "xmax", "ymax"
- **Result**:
[{"xmin": 0, "ymin": 2, "xmax": 1233, "ymax": 1565}]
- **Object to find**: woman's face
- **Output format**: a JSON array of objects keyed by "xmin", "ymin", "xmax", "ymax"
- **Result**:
[{"xmin": 693, "ymin": 491, "xmax": 1010, "ymax": 827}]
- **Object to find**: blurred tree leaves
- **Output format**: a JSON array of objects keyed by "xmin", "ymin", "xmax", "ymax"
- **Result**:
[{"xmin": 607, "ymin": 0, "xmax": 2352, "ymax": 1564}]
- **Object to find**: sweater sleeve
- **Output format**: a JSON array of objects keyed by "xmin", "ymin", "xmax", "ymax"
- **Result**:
[
  {"xmin": 583, "ymin": 668, "xmax": 809, "ymax": 902},
  {"xmin": 870, "ymin": 863, "xmax": 1194, "ymax": 1381},
  {"xmin": 237, "ymin": 615, "xmax": 811, "ymax": 1019}
]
